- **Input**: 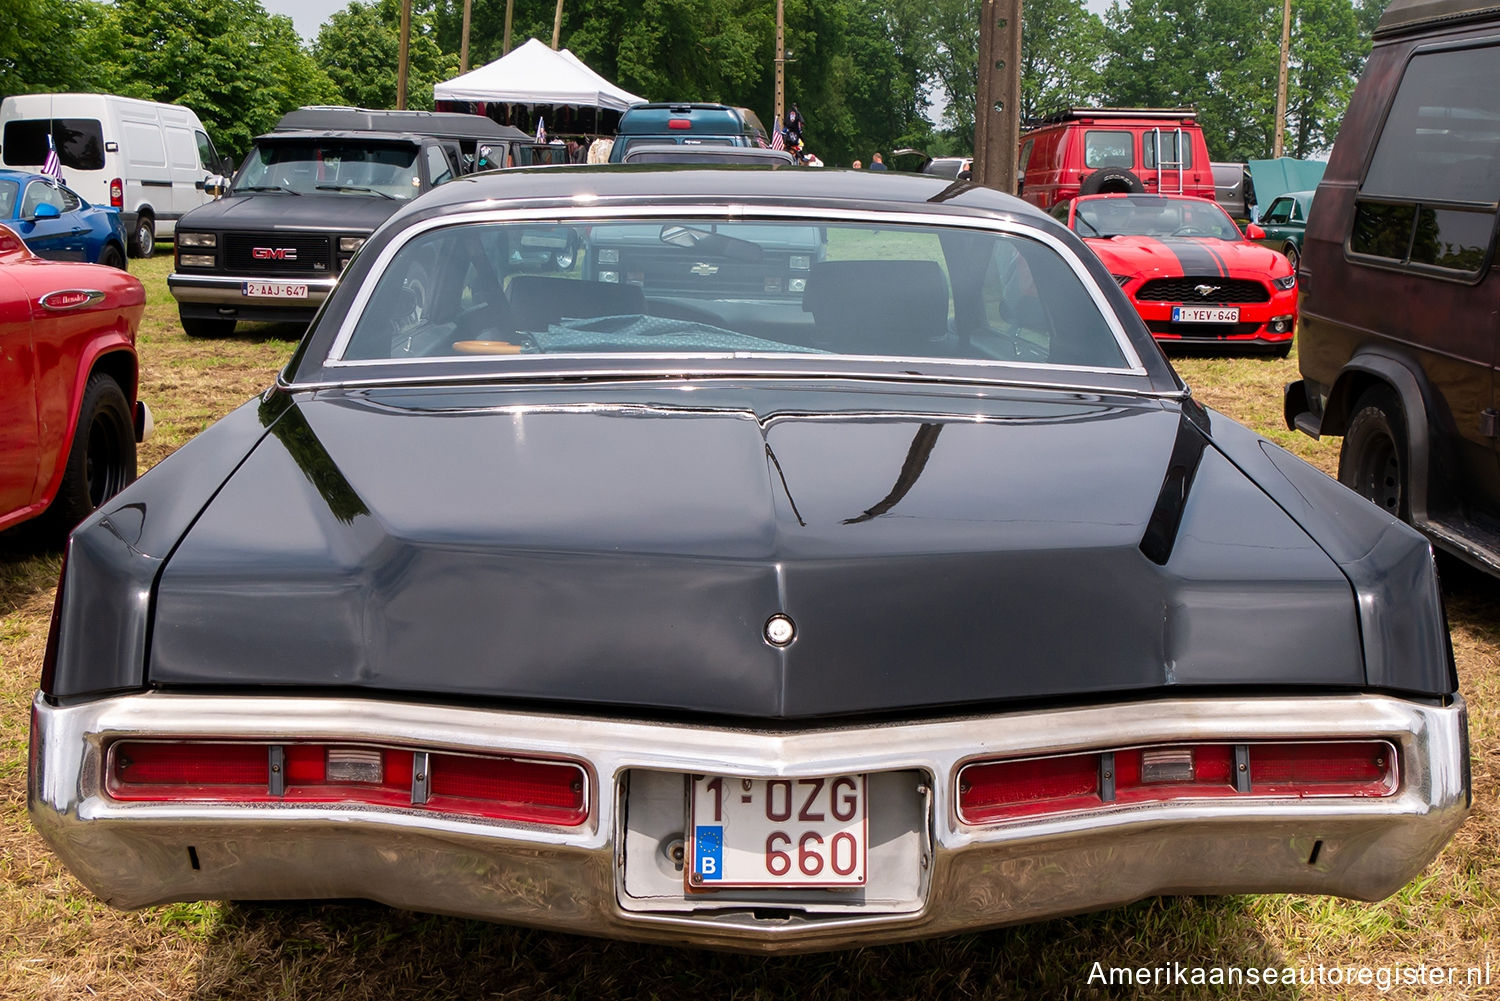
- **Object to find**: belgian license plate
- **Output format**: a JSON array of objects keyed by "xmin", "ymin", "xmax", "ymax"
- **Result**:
[
  {"xmin": 688, "ymin": 774, "xmax": 867, "ymax": 888},
  {"xmin": 1172, "ymin": 305, "xmax": 1239, "ymax": 323},
  {"xmin": 242, "ymin": 281, "xmax": 308, "ymax": 299}
]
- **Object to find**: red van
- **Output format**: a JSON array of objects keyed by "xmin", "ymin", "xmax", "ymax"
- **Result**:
[{"xmin": 1018, "ymin": 108, "xmax": 1215, "ymax": 210}]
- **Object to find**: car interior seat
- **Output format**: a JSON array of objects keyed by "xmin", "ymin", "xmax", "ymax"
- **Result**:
[
  {"xmin": 800, "ymin": 260, "xmax": 950, "ymax": 355},
  {"xmin": 508, "ymin": 275, "xmax": 647, "ymax": 331}
]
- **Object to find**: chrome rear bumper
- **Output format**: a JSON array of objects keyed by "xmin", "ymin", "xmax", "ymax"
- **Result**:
[{"xmin": 29, "ymin": 692, "xmax": 1468, "ymax": 953}]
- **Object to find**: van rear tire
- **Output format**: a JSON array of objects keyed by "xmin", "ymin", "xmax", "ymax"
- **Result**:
[
  {"xmin": 129, "ymin": 214, "xmax": 155, "ymax": 258},
  {"xmin": 1080, "ymin": 167, "xmax": 1145, "ymax": 196},
  {"xmin": 1339, "ymin": 387, "xmax": 1409, "ymax": 521}
]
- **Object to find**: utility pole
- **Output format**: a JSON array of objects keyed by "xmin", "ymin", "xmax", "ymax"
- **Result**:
[
  {"xmin": 460, "ymin": 0, "xmax": 473, "ymax": 73},
  {"xmin": 553, "ymin": 0, "xmax": 564, "ymax": 48},
  {"xmin": 977, "ymin": 0, "xmax": 1022, "ymax": 192},
  {"xmin": 503, "ymin": 0, "xmax": 514, "ymax": 54},
  {"xmin": 396, "ymin": 0, "xmax": 411, "ymax": 109},
  {"xmin": 775, "ymin": 0, "xmax": 785, "ymax": 125},
  {"xmin": 1274, "ymin": 0, "xmax": 1292, "ymax": 157}
]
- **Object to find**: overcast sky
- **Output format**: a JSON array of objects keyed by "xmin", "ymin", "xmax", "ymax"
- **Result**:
[{"xmin": 262, "ymin": 0, "xmax": 345, "ymax": 41}]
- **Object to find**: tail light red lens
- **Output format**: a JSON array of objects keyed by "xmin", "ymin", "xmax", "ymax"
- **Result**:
[
  {"xmin": 107, "ymin": 740, "xmax": 588, "ymax": 826},
  {"xmin": 109, "ymin": 178, "xmax": 123, "ymax": 207},
  {"xmin": 668, "ymin": 119, "xmax": 692, "ymax": 129},
  {"xmin": 960, "ymin": 753, "xmax": 1101, "ymax": 821},
  {"xmin": 1250, "ymin": 742, "xmax": 1393, "ymax": 793},
  {"xmin": 958, "ymin": 740, "xmax": 1397, "ymax": 825},
  {"xmin": 428, "ymin": 753, "xmax": 586, "ymax": 824}
]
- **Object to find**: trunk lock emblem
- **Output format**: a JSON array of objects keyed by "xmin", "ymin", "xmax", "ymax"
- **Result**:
[{"xmin": 764, "ymin": 614, "xmax": 796, "ymax": 647}]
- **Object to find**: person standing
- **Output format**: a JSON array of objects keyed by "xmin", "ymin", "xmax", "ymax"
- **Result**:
[{"xmin": 869, "ymin": 153, "xmax": 887, "ymax": 170}]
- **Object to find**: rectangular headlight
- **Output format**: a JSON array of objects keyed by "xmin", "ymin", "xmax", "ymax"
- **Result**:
[
  {"xmin": 177, "ymin": 232, "xmax": 216, "ymax": 248},
  {"xmin": 179, "ymin": 254, "xmax": 216, "ymax": 268},
  {"xmin": 338, "ymin": 236, "xmax": 367, "ymax": 253},
  {"xmin": 597, "ymin": 248, "xmax": 620, "ymax": 264}
]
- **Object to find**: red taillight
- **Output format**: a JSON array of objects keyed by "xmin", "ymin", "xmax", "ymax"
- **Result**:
[
  {"xmin": 428, "ymin": 753, "xmax": 586, "ymax": 824},
  {"xmin": 960, "ymin": 754, "xmax": 1100, "ymax": 821},
  {"xmin": 107, "ymin": 741, "xmax": 589, "ymax": 826},
  {"xmin": 109, "ymin": 178, "xmax": 123, "ymax": 207},
  {"xmin": 1250, "ymin": 742, "xmax": 1393, "ymax": 793},
  {"xmin": 668, "ymin": 118, "xmax": 692, "ymax": 129},
  {"xmin": 111, "ymin": 742, "xmax": 267, "ymax": 800},
  {"xmin": 958, "ymin": 740, "xmax": 1397, "ymax": 824}
]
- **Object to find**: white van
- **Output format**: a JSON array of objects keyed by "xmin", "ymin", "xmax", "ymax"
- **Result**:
[{"xmin": 0, "ymin": 93, "xmax": 226, "ymax": 258}]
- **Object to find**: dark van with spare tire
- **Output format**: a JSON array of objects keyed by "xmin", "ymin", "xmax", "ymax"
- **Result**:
[
  {"xmin": 1284, "ymin": 0, "xmax": 1500, "ymax": 578},
  {"xmin": 1017, "ymin": 108, "xmax": 1216, "ymax": 211}
]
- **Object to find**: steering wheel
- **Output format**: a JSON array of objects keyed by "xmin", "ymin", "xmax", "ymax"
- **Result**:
[{"xmin": 1169, "ymin": 226, "xmax": 1210, "ymax": 237}]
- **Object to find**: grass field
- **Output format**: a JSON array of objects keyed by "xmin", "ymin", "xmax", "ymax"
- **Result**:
[{"xmin": 1, "ymin": 254, "xmax": 1495, "ymax": 999}]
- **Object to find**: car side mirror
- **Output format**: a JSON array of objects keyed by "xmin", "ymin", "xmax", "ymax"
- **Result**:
[
  {"xmin": 32, "ymin": 203, "xmax": 61, "ymax": 220},
  {"xmin": 221, "ymin": 156, "xmax": 234, "ymax": 176},
  {"xmin": 1244, "ymin": 223, "xmax": 1266, "ymax": 240}
]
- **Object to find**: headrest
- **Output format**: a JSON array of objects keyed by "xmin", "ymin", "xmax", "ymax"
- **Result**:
[
  {"xmin": 509, "ymin": 275, "xmax": 646, "ymax": 330},
  {"xmin": 801, "ymin": 260, "xmax": 949, "ymax": 354}
]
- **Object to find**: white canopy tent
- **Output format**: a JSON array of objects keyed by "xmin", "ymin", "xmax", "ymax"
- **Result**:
[{"xmin": 433, "ymin": 38, "xmax": 645, "ymax": 112}]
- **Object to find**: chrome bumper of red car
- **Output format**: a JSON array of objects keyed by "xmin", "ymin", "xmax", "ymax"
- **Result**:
[{"xmin": 29, "ymin": 692, "xmax": 1468, "ymax": 953}]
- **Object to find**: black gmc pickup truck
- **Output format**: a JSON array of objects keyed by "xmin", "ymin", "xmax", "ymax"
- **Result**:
[{"xmin": 168, "ymin": 110, "xmax": 533, "ymax": 337}]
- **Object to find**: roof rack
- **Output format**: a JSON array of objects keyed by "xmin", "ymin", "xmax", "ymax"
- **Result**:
[
  {"xmin": 1025, "ymin": 107, "xmax": 1198, "ymax": 127},
  {"xmin": 1374, "ymin": 0, "xmax": 1500, "ymax": 38}
]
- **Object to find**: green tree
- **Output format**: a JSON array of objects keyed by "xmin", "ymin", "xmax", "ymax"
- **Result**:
[
  {"xmin": 0, "ymin": 0, "xmax": 107, "ymax": 95},
  {"xmin": 422, "ymin": 0, "xmax": 930, "ymax": 167},
  {"xmin": 1099, "ymin": 0, "xmax": 1281, "ymax": 161},
  {"xmin": 315, "ymin": 0, "xmax": 458, "ymax": 112},
  {"xmin": 81, "ymin": 0, "xmax": 335, "ymax": 157},
  {"xmin": 914, "ymin": 0, "xmax": 1107, "ymax": 152}
]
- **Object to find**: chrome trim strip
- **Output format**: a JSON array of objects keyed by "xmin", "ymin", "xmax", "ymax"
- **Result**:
[
  {"xmin": 29, "ymin": 692, "xmax": 1468, "ymax": 951},
  {"xmin": 280, "ymin": 369, "xmax": 1191, "ymax": 401},
  {"xmin": 317, "ymin": 204, "xmax": 1147, "ymax": 376}
]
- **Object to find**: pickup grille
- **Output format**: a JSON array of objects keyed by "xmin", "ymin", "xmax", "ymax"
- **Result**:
[
  {"xmin": 225, "ymin": 233, "xmax": 333, "ymax": 276},
  {"xmin": 1135, "ymin": 277, "xmax": 1268, "ymax": 303}
]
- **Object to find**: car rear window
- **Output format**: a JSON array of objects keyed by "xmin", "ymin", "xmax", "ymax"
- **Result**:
[
  {"xmin": 336, "ymin": 217, "xmax": 1130, "ymax": 371},
  {"xmin": 2, "ymin": 118, "xmax": 105, "ymax": 170},
  {"xmin": 1084, "ymin": 131, "xmax": 1133, "ymax": 169}
]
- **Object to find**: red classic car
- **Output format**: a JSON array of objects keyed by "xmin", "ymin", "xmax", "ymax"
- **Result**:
[
  {"xmin": 0, "ymin": 222, "xmax": 148, "ymax": 535},
  {"xmin": 1051, "ymin": 193, "xmax": 1298, "ymax": 355}
]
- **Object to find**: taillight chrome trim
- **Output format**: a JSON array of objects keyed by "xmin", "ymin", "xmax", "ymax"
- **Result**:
[
  {"xmin": 103, "ymin": 737, "xmax": 591, "ymax": 827},
  {"xmin": 954, "ymin": 739, "xmax": 1400, "ymax": 826}
]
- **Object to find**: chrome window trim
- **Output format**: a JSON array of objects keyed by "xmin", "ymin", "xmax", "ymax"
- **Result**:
[{"xmin": 316, "ymin": 203, "xmax": 1148, "ymax": 378}]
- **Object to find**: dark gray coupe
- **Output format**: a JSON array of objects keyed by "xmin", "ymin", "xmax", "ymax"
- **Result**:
[{"xmin": 29, "ymin": 168, "xmax": 1468, "ymax": 953}]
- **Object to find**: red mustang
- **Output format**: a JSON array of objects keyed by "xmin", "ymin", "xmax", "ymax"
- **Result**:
[
  {"xmin": 1051, "ymin": 194, "xmax": 1298, "ymax": 355},
  {"xmin": 0, "ymin": 223, "xmax": 148, "ymax": 536}
]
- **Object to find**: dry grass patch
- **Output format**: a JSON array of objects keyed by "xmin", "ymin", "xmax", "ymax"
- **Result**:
[{"xmin": 0, "ymin": 270, "xmax": 1495, "ymax": 999}]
